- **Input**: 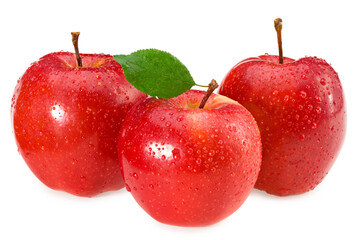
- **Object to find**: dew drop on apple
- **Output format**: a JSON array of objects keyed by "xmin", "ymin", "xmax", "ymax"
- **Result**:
[
  {"xmin": 132, "ymin": 172, "xmax": 139, "ymax": 179},
  {"xmin": 316, "ymin": 106, "xmax": 322, "ymax": 114},
  {"xmin": 299, "ymin": 134, "xmax": 305, "ymax": 141},
  {"xmin": 172, "ymin": 148, "xmax": 181, "ymax": 161},
  {"xmin": 283, "ymin": 95, "xmax": 289, "ymax": 102},
  {"xmin": 320, "ymin": 78, "xmax": 326, "ymax": 85},
  {"xmin": 299, "ymin": 91, "xmax": 307, "ymax": 98},
  {"xmin": 125, "ymin": 183, "xmax": 131, "ymax": 192}
]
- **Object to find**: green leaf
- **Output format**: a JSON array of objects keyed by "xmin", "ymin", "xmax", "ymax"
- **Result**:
[{"xmin": 114, "ymin": 49, "xmax": 195, "ymax": 99}]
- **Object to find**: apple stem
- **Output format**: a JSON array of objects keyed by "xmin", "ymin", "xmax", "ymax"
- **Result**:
[
  {"xmin": 199, "ymin": 79, "xmax": 219, "ymax": 109},
  {"xmin": 274, "ymin": 18, "xmax": 283, "ymax": 64},
  {"xmin": 71, "ymin": 32, "xmax": 83, "ymax": 67}
]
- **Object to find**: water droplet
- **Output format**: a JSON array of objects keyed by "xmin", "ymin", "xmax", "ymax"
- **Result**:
[
  {"xmin": 132, "ymin": 172, "xmax": 139, "ymax": 179},
  {"xmin": 300, "ymin": 91, "xmax": 307, "ymax": 98},
  {"xmin": 316, "ymin": 107, "xmax": 322, "ymax": 114},
  {"xmin": 161, "ymin": 155, "xmax": 166, "ymax": 160},
  {"xmin": 315, "ymin": 96, "xmax": 322, "ymax": 103},
  {"xmin": 283, "ymin": 95, "xmax": 289, "ymax": 102},
  {"xmin": 299, "ymin": 134, "xmax": 305, "ymax": 141},
  {"xmin": 272, "ymin": 90, "xmax": 278, "ymax": 96},
  {"xmin": 307, "ymin": 104, "xmax": 313, "ymax": 111},
  {"xmin": 320, "ymin": 78, "xmax": 326, "ymax": 85},
  {"xmin": 125, "ymin": 184, "xmax": 131, "ymax": 192},
  {"xmin": 301, "ymin": 74, "xmax": 307, "ymax": 80},
  {"xmin": 148, "ymin": 184, "xmax": 154, "ymax": 189},
  {"xmin": 311, "ymin": 123, "xmax": 317, "ymax": 129},
  {"xmin": 177, "ymin": 116, "xmax": 183, "ymax": 122},
  {"xmin": 172, "ymin": 148, "xmax": 181, "ymax": 160},
  {"xmin": 165, "ymin": 121, "xmax": 171, "ymax": 127},
  {"xmin": 298, "ymin": 105, "xmax": 304, "ymax": 110}
]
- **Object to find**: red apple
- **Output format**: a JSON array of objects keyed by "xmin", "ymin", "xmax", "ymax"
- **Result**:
[
  {"xmin": 11, "ymin": 34, "xmax": 147, "ymax": 197},
  {"xmin": 118, "ymin": 87, "xmax": 262, "ymax": 226},
  {"xmin": 219, "ymin": 19, "xmax": 346, "ymax": 196}
]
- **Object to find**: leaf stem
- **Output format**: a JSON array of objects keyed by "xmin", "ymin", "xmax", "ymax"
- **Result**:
[
  {"xmin": 71, "ymin": 32, "xmax": 82, "ymax": 67},
  {"xmin": 199, "ymin": 79, "xmax": 219, "ymax": 109},
  {"xmin": 194, "ymin": 83, "xmax": 209, "ymax": 88},
  {"xmin": 274, "ymin": 18, "xmax": 283, "ymax": 64}
]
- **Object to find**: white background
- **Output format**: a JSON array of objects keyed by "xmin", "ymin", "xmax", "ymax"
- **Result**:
[{"xmin": 1, "ymin": 0, "xmax": 359, "ymax": 239}]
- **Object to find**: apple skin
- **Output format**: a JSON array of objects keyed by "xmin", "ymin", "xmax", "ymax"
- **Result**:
[
  {"xmin": 219, "ymin": 54, "xmax": 346, "ymax": 196},
  {"xmin": 11, "ymin": 52, "xmax": 147, "ymax": 197},
  {"xmin": 118, "ymin": 90, "xmax": 262, "ymax": 226}
]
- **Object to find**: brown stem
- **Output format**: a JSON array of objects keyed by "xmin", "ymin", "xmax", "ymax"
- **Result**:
[
  {"xmin": 274, "ymin": 18, "xmax": 283, "ymax": 64},
  {"xmin": 71, "ymin": 32, "xmax": 82, "ymax": 67},
  {"xmin": 199, "ymin": 79, "xmax": 219, "ymax": 109}
]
